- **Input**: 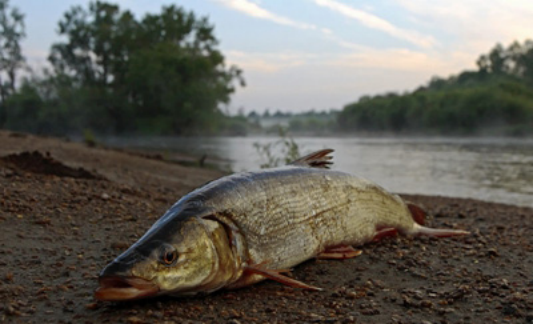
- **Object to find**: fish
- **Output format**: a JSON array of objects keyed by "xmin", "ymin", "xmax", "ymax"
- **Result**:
[{"xmin": 95, "ymin": 149, "xmax": 469, "ymax": 301}]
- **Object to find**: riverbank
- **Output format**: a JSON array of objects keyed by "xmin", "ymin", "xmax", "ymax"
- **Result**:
[{"xmin": 0, "ymin": 130, "xmax": 531, "ymax": 323}]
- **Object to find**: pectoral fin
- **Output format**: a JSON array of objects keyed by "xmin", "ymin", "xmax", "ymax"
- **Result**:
[{"xmin": 244, "ymin": 264, "xmax": 322, "ymax": 291}]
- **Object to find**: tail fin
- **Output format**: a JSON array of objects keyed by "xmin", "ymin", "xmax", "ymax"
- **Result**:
[
  {"xmin": 407, "ymin": 202, "xmax": 469, "ymax": 237},
  {"xmin": 412, "ymin": 223, "xmax": 470, "ymax": 237}
]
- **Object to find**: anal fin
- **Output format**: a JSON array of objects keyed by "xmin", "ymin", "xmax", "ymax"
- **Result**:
[{"xmin": 317, "ymin": 245, "xmax": 362, "ymax": 259}]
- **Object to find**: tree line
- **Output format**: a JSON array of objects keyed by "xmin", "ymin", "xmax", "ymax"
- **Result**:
[
  {"xmin": 337, "ymin": 40, "xmax": 533, "ymax": 136},
  {"xmin": 0, "ymin": 0, "xmax": 248, "ymax": 135},
  {"xmin": 0, "ymin": 0, "xmax": 531, "ymax": 137}
]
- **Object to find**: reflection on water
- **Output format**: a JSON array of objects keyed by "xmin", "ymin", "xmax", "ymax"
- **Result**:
[{"xmin": 101, "ymin": 136, "xmax": 533, "ymax": 207}]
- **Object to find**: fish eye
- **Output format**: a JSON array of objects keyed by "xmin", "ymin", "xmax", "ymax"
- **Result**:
[{"xmin": 160, "ymin": 246, "xmax": 178, "ymax": 266}]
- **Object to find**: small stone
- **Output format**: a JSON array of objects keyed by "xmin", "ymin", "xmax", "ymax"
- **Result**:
[
  {"xmin": 127, "ymin": 316, "xmax": 144, "ymax": 324},
  {"xmin": 85, "ymin": 303, "xmax": 98, "ymax": 310},
  {"xmin": 111, "ymin": 241, "xmax": 129, "ymax": 249},
  {"xmin": 2, "ymin": 168, "xmax": 14, "ymax": 177},
  {"xmin": 5, "ymin": 304, "xmax": 21, "ymax": 316},
  {"xmin": 421, "ymin": 300, "xmax": 433, "ymax": 308},
  {"xmin": 502, "ymin": 304, "xmax": 519, "ymax": 316},
  {"xmin": 227, "ymin": 320, "xmax": 241, "ymax": 324},
  {"xmin": 34, "ymin": 218, "xmax": 51, "ymax": 225}
]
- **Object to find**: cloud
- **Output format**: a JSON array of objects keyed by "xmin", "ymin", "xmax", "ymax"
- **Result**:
[
  {"xmin": 217, "ymin": 0, "xmax": 532, "ymax": 113},
  {"xmin": 226, "ymin": 45, "xmax": 475, "ymax": 78},
  {"xmin": 394, "ymin": 0, "xmax": 533, "ymax": 53},
  {"xmin": 225, "ymin": 45, "xmax": 479, "ymax": 113},
  {"xmin": 313, "ymin": 0, "xmax": 438, "ymax": 49},
  {"xmin": 215, "ymin": 0, "xmax": 322, "ymax": 31},
  {"xmin": 329, "ymin": 48, "xmax": 475, "ymax": 74},
  {"xmin": 225, "ymin": 50, "xmax": 320, "ymax": 73}
]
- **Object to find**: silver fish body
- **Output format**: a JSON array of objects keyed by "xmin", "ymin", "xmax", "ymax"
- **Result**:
[
  {"xmin": 95, "ymin": 150, "xmax": 468, "ymax": 300},
  {"xmin": 185, "ymin": 166, "xmax": 412, "ymax": 271}
]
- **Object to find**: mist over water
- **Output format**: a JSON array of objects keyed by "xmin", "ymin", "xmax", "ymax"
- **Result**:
[{"xmin": 101, "ymin": 136, "xmax": 533, "ymax": 207}]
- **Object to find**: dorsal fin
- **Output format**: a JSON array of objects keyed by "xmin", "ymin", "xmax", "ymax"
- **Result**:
[{"xmin": 289, "ymin": 149, "xmax": 334, "ymax": 169}]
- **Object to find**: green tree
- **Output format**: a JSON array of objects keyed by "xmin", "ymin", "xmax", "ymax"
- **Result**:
[
  {"xmin": 508, "ymin": 40, "xmax": 533, "ymax": 82},
  {"xmin": 487, "ymin": 43, "xmax": 506, "ymax": 74},
  {"xmin": 476, "ymin": 40, "xmax": 532, "ymax": 82},
  {"xmin": 338, "ymin": 39, "xmax": 533, "ymax": 136},
  {"xmin": 0, "ymin": 0, "xmax": 25, "ymax": 126},
  {"xmin": 48, "ymin": 2, "xmax": 145, "ymax": 132},
  {"xmin": 126, "ymin": 6, "xmax": 244, "ymax": 133},
  {"xmin": 48, "ymin": 1, "xmax": 244, "ymax": 134}
]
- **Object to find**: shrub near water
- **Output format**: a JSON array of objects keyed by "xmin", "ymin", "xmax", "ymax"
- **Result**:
[{"xmin": 254, "ymin": 127, "xmax": 301, "ymax": 169}]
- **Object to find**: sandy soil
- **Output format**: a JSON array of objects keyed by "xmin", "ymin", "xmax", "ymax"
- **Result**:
[{"xmin": 0, "ymin": 130, "xmax": 531, "ymax": 324}]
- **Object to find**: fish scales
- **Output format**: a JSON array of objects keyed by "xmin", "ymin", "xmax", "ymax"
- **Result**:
[{"xmin": 194, "ymin": 166, "xmax": 409, "ymax": 269}]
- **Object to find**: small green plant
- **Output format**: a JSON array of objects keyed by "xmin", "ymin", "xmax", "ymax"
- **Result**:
[
  {"xmin": 254, "ymin": 127, "xmax": 301, "ymax": 168},
  {"xmin": 82, "ymin": 129, "xmax": 97, "ymax": 147}
]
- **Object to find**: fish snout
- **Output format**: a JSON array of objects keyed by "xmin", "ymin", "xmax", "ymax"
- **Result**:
[
  {"xmin": 95, "ymin": 275, "xmax": 159, "ymax": 301},
  {"xmin": 98, "ymin": 260, "xmax": 132, "ymax": 278},
  {"xmin": 95, "ymin": 260, "xmax": 159, "ymax": 301}
]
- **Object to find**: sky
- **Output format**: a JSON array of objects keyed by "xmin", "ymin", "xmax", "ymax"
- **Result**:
[{"xmin": 16, "ymin": 0, "xmax": 534, "ymax": 114}]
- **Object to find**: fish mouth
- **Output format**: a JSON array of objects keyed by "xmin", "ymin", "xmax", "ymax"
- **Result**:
[{"xmin": 94, "ymin": 276, "xmax": 159, "ymax": 301}]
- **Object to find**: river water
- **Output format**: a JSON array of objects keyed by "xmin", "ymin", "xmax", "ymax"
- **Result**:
[{"xmin": 101, "ymin": 136, "xmax": 533, "ymax": 207}]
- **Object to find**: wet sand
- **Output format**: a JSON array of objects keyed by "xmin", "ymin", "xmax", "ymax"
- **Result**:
[{"xmin": 0, "ymin": 130, "xmax": 531, "ymax": 323}]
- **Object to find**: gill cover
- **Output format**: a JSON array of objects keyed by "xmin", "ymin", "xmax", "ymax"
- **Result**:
[{"xmin": 96, "ymin": 203, "xmax": 240, "ymax": 300}]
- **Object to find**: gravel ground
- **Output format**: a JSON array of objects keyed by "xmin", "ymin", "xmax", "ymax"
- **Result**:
[{"xmin": 0, "ymin": 131, "xmax": 531, "ymax": 324}]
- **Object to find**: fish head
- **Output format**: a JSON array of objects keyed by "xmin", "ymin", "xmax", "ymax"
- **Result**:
[{"xmin": 95, "ymin": 215, "xmax": 238, "ymax": 301}]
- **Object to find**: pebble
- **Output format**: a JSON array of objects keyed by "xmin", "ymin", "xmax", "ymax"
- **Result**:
[
  {"xmin": 5, "ymin": 304, "xmax": 21, "ymax": 316},
  {"xmin": 127, "ymin": 316, "xmax": 144, "ymax": 324},
  {"xmin": 84, "ymin": 303, "xmax": 98, "ymax": 310},
  {"xmin": 227, "ymin": 320, "xmax": 241, "ymax": 324}
]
